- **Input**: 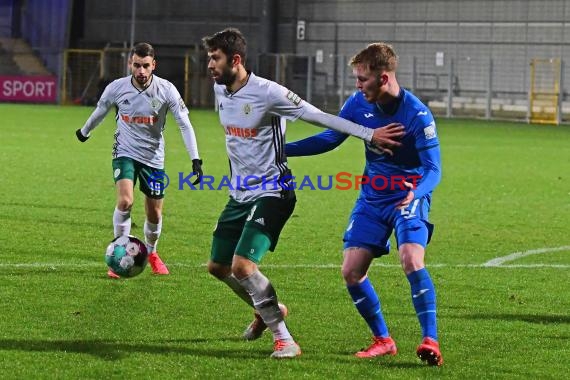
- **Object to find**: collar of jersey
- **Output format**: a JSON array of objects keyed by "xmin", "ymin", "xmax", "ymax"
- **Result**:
[
  {"xmin": 375, "ymin": 87, "xmax": 404, "ymax": 116},
  {"xmin": 131, "ymin": 75, "xmax": 154, "ymax": 93},
  {"xmin": 225, "ymin": 70, "xmax": 252, "ymax": 97}
]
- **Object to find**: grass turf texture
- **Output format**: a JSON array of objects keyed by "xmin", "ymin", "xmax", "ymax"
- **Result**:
[{"xmin": 1, "ymin": 103, "xmax": 569, "ymax": 379}]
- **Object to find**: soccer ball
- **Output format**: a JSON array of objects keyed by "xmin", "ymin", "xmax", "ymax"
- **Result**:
[{"xmin": 105, "ymin": 235, "xmax": 148, "ymax": 277}]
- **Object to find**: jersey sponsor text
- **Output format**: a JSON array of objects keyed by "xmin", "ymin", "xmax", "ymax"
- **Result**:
[
  {"xmin": 225, "ymin": 125, "xmax": 258, "ymax": 138},
  {"xmin": 120, "ymin": 114, "xmax": 159, "ymax": 124}
]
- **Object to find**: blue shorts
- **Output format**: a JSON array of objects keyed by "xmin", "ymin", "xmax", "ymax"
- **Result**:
[{"xmin": 343, "ymin": 196, "xmax": 434, "ymax": 257}]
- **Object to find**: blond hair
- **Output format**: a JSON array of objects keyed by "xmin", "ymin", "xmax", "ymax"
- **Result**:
[{"xmin": 349, "ymin": 43, "xmax": 398, "ymax": 72}]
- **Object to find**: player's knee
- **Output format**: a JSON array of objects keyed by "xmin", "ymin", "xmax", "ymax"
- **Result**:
[
  {"xmin": 341, "ymin": 265, "xmax": 365, "ymax": 285},
  {"xmin": 207, "ymin": 260, "xmax": 230, "ymax": 279},
  {"xmin": 401, "ymin": 261, "xmax": 424, "ymax": 275},
  {"xmin": 231, "ymin": 264, "xmax": 249, "ymax": 280},
  {"xmin": 116, "ymin": 198, "xmax": 133, "ymax": 211},
  {"xmin": 231, "ymin": 256, "xmax": 257, "ymax": 280},
  {"xmin": 399, "ymin": 244, "xmax": 425, "ymax": 274}
]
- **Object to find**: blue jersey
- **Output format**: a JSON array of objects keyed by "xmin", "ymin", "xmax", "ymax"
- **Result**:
[{"xmin": 286, "ymin": 89, "xmax": 441, "ymax": 204}]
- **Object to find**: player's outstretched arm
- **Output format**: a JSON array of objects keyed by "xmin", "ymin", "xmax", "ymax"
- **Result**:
[
  {"xmin": 298, "ymin": 103, "xmax": 404, "ymax": 154},
  {"xmin": 75, "ymin": 128, "xmax": 89, "ymax": 142},
  {"xmin": 175, "ymin": 116, "xmax": 200, "ymax": 160},
  {"xmin": 285, "ymin": 129, "xmax": 348, "ymax": 157},
  {"xmin": 175, "ymin": 119, "xmax": 203, "ymax": 185},
  {"xmin": 191, "ymin": 158, "xmax": 203, "ymax": 185},
  {"xmin": 165, "ymin": 82, "xmax": 203, "ymax": 185},
  {"xmin": 370, "ymin": 123, "xmax": 405, "ymax": 156},
  {"xmin": 75, "ymin": 104, "xmax": 111, "ymax": 142},
  {"xmin": 75, "ymin": 83, "xmax": 115, "ymax": 142}
]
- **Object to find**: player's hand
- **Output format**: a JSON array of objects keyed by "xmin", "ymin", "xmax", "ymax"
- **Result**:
[
  {"xmin": 370, "ymin": 123, "xmax": 405, "ymax": 155},
  {"xmin": 191, "ymin": 159, "xmax": 203, "ymax": 185},
  {"xmin": 75, "ymin": 129, "xmax": 89, "ymax": 142},
  {"xmin": 396, "ymin": 181, "xmax": 415, "ymax": 209}
]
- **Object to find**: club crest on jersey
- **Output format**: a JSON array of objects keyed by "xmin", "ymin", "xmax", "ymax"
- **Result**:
[
  {"xmin": 243, "ymin": 103, "xmax": 252, "ymax": 115},
  {"xmin": 423, "ymin": 122, "xmax": 437, "ymax": 140},
  {"xmin": 286, "ymin": 90, "xmax": 302, "ymax": 106},
  {"xmin": 150, "ymin": 98, "xmax": 161, "ymax": 110}
]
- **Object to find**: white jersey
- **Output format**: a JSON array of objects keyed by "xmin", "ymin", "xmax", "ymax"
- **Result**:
[
  {"xmin": 214, "ymin": 72, "xmax": 308, "ymax": 202},
  {"xmin": 80, "ymin": 75, "xmax": 199, "ymax": 169}
]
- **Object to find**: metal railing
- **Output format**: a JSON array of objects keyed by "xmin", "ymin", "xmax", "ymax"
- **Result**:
[
  {"xmin": 245, "ymin": 53, "xmax": 568, "ymax": 124},
  {"xmin": 9, "ymin": 46, "xmax": 565, "ymax": 125}
]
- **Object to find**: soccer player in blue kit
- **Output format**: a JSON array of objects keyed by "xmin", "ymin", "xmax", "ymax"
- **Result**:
[{"xmin": 286, "ymin": 43, "xmax": 443, "ymax": 366}]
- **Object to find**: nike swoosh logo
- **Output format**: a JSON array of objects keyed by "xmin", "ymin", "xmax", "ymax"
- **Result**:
[
  {"xmin": 354, "ymin": 297, "xmax": 366, "ymax": 305},
  {"xmin": 417, "ymin": 111, "xmax": 428, "ymax": 116},
  {"xmin": 413, "ymin": 289, "xmax": 430, "ymax": 298}
]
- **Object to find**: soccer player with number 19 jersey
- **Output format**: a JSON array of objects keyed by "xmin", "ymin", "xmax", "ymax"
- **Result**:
[{"xmin": 76, "ymin": 43, "xmax": 203, "ymax": 278}]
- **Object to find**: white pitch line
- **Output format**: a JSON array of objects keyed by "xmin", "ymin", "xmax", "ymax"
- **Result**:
[
  {"xmin": 0, "ymin": 262, "xmax": 569, "ymax": 269},
  {"xmin": 482, "ymin": 245, "xmax": 570, "ymax": 267},
  {"xmin": 2, "ymin": 246, "xmax": 570, "ymax": 269}
]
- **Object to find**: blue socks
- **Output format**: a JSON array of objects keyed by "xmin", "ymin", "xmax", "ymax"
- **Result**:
[
  {"xmin": 407, "ymin": 268, "xmax": 438, "ymax": 341},
  {"xmin": 347, "ymin": 269, "xmax": 438, "ymax": 341},
  {"xmin": 347, "ymin": 277, "xmax": 389, "ymax": 338}
]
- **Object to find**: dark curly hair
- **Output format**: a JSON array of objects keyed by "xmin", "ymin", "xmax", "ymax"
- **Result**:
[{"xmin": 202, "ymin": 28, "xmax": 247, "ymax": 64}]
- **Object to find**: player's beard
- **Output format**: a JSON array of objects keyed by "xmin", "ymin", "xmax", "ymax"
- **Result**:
[
  {"xmin": 213, "ymin": 65, "xmax": 236, "ymax": 87},
  {"xmin": 134, "ymin": 74, "xmax": 151, "ymax": 87}
]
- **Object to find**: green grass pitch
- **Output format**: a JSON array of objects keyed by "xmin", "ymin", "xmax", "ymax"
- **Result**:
[{"xmin": 1, "ymin": 103, "xmax": 569, "ymax": 379}]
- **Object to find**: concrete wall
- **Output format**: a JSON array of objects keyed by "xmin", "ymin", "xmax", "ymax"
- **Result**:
[{"xmin": 77, "ymin": 0, "xmax": 570, "ymax": 107}]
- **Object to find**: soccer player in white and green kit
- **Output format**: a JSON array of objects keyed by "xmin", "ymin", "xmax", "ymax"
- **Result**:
[
  {"xmin": 202, "ymin": 28, "xmax": 404, "ymax": 358},
  {"xmin": 76, "ymin": 42, "xmax": 203, "ymax": 278}
]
